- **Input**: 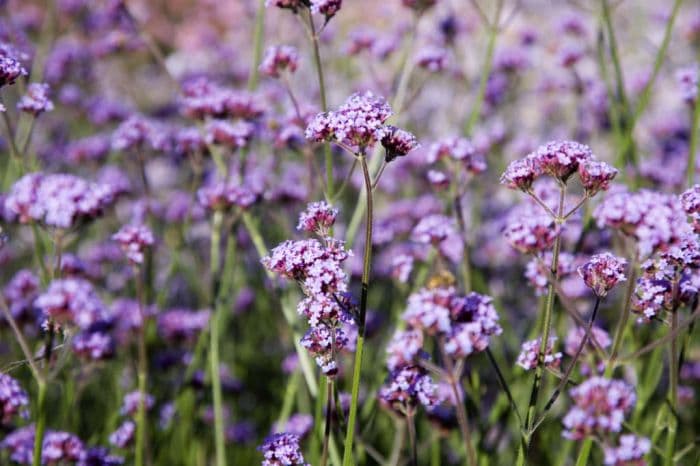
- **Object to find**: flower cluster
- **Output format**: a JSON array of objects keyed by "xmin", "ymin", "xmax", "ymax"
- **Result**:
[
  {"xmin": 503, "ymin": 215, "xmax": 559, "ymax": 255},
  {"xmin": 112, "ymin": 224, "xmax": 154, "ymax": 265},
  {"xmin": 4, "ymin": 173, "xmax": 116, "ymax": 229},
  {"xmin": 578, "ymin": 253, "xmax": 627, "ymax": 298},
  {"xmin": 17, "ymin": 83, "xmax": 54, "ymax": 116},
  {"xmin": 427, "ymin": 137, "xmax": 486, "ymax": 174},
  {"xmin": 378, "ymin": 365, "xmax": 440, "ymax": 414},
  {"xmin": 562, "ymin": 377, "xmax": 636, "ymax": 440},
  {"xmin": 381, "ymin": 125, "xmax": 419, "ymax": 162},
  {"xmin": 305, "ymin": 91, "xmax": 396, "ymax": 151},
  {"xmin": 603, "ymin": 435, "xmax": 651, "ymax": 466},
  {"xmin": 411, "ymin": 214, "xmax": 463, "ymax": 263},
  {"xmin": 257, "ymin": 433, "xmax": 308, "ymax": 466},
  {"xmin": 677, "ymin": 64, "xmax": 698, "ymax": 105},
  {"xmin": 0, "ymin": 374, "xmax": 29, "ymax": 425},
  {"xmin": 501, "ymin": 140, "xmax": 616, "ymax": 194},
  {"xmin": 197, "ymin": 180, "xmax": 257, "ymax": 211},
  {"xmin": 179, "ymin": 78, "xmax": 264, "ymax": 121},
  {"xmin": 516, "ymin": 337, "xmax": 562, "ymax": 371},
  {"xmin": 263, "ymin": 202, "xmax": 352, "ymax": 376},
  {"xmin": 681, "ymin": 184, "xmax": 700, "ymax": 233},
  {"xmin": 157, "ymin": 309, "xmax": 211, "ymax": 342},
  {"xmin": 1, "ymin": 425, "xmax": 91, "ymax": 465},
  {"xmin": 35, "ymin": 278, "xmax": 107, "ymax": 330},
  {"xmin": 0, "ymin": 54, "xmax": 27, "ymax": 88},
  {"xmin": 3, "ymin": 269, "xmax": 40, "ymax": 324},
  {"xmin": 259, "ymin": 45, "xmax": 299, "ymax": 78}
]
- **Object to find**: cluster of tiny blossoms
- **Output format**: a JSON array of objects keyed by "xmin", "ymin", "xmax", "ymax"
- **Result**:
[
  {"xmin": 516, "ymin": 337, "xmax": 562, "ymax": 371},
  {"xmin": 380, "ymin": 286, "xmax": 502, "ymax": 414},
  {"xmin": 306, "ymin": 91, "xmax": 416, "ymax": 159},
  {"xmin": 112, "ymin": 224, "xmax": 155, "ymax": 265},
  {"xmin": 257, "ymin": 433, "xmax": 308, "ymax": 466},
  {"xmin": 262, "ymin": 201, "xmax": 352, "ymax": 376},
  {"xmin": 4, "ymin": 173, "xmax": 116, "ymax": 230},
  {"xmin": 0, "ymin": 373, "xmax": 29, "ymax": 425},
  {"xmin": 577, "ymin": 252, "xmax": 627, "ymax": 298}
]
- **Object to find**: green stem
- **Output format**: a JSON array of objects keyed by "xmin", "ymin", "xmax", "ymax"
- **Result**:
[
  {"xmin": 664, "ymin": 309, "xmax": 679, "ymax": 466},
  {"xmin": 320, "ymin": 378, "xmax": 333, "ymax": 466},
  {"xmin": 341, "ymin": 154, "xmax": 373, "ymax": 466},
  {"xmin": 135, "ymin": 274, "xmax": 149, "ymax": 466},
  {"xmin": 209, "ymin": 210, "xmax": 227, "ymax": 466},
  {"xmin": 32, "ymin": 380, "xmax": 47, "ymax": 466},
  {"xmin": 247, "ymin": 0, "xmax": 266, "ymax": 91},
  {"xmin": 520, "ymin": 185, "xmax": 566, "ymax": 462},
  {"xmin": 464, "ymin": 0, "xmax": 502, "ymax": 135},
  {"xmin": 307, "ymin": 11, "xmax": 334, "ymax": 199},
  {"xmin": 407, "ymin": 412, "xmax": 418, "ymax": 466}
]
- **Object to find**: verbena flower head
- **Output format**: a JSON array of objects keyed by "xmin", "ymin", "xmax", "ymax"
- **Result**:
[
  {"xmin": 305, "ymin": 91, "xmax": 393, "ymax": 151},
  {"xmin": 0, "ymin": 54, "xmax": 27, "ymax": 88},
  {"xmin": 73, "ymin": 328, "xmax": 115, "ymax": 361},
  {"xmin": 681, "ymin": 184, "xmax": 700, "ymax": 233},
  {"xmin": 578, "ymin": 252, "xmax": 627, "ymax": 297},
  {"xmin": 516, "ymin": 337, "xmax": 562, "ymax": 371},
  {"xmin": 578, "ymin": 159, "xmax": 618, "ymax": 197},
  {"xmin": 403, "ymin": 287, "xmax": 454, "ymax": 335},
  {"xmin": 594, "ymin": 189, "xmax": 691, "ymax": 258},
  {"xmin": 528, "ymin": 140, "xmax": 593, "ymax": 181},
  {"xmin": 180, "ymin": 79, "xmax": 264, "ymax": 121},
  {"xmin": 300, "ymin": 324, "xmax": 348, "ymax": 376},
  {"xmin": 35, "ymin": 278, "xmax": 107, "ymax": 330},
  {"xmin": 78, "ymin": 447, "xmax": 124, "ymax": 466},
  {"xmin": 603, "ymin": 435, "xmax": 651, "ymax": 466},
  {"xmin": 4, "ymin": 173, "xmax": 115, "ymax": 229},
  {"xmin": 3, "ymin": 269, "xmax": 40, "ymax": 323},
  {"xmin": 197, "ymin": 181, "xmax": 256, "ymax": 211},
  {"xmin": 0, "ymin": 374, "xmax": 29, "ymax": 425},
  {"xmin": 525, "ymin": 252, "xmax": 578, "ymax": 296},
  {"xmin": 42, "ymin": 431, "xmax": 85, "ymax": 463},
  {"xmin": 381, "ymin": 125, "xmax": 419, "ymax": 162},
  {"xmin": 259, "ymin": 45, "xmax": 299, "ymax": 78},
  {"xmin": 205, "ymin": 120, "xmax": 255, "ymax": 149},
  {"xmin": 112, "ymin": 224, "xmax": 154, "ymax": 265},
  {"xmin": 120, "ymin": 391, "xmax": 155, "ymax": 417},
  {"xmin": 444, "ymin": 292, "xmax": 503, "ymax": 357},
  {"xmin": 562, "ymin": 377, "xmax": 636, "ymax": 440},
  {"xmin": 17, "ymin": 83, "xmax": 54, "ymax": 116},
  {"xmin": 415, "ymin": 46, "xmax": 448, "ymax": 72},
  {"xmin": 109, "ymin": 421, "xmax": 135, "ymax": 449},
  {"xmin": 501, "ymin": 157, "xmax": 538, "ymax": 191},
  {"xmin": 157, "ymin": 309, "xmax": 211, "ymax": 342},
  {"xmin": 310, "ymin": 0, "xmax": 342, "ymax": 19},
  {"xmin": 257, "ymin": 432, "xmax": 308, "ymax": 466},
  {"xmin": 677, "ymin": 64, "xmax": 698, "ymax": 105},
  {"xmin": 427, "ymin": 137, "xmax": 486, "ymax": 174},
  {"xmin": 564, "ymin": 325, "xmax": 611, "ymax": 357},
  {"xmin": 379, "ymin": 365, "xmax": 440, "ymax": 413},
  {"xmin": 296, "ymin": 201, "xmax": 337, "ymax": 234},
  {"xmin": 386, "ymin": 329, "xmax": 424, "ymax": 371},
  {"xmin": 504, "ymin": 215, "xmax": 560, "ymax": 254}
]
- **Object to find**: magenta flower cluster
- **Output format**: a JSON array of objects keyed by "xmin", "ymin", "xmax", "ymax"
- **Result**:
[
  {"xmin": 577, "ymin": 252, "xmax": 627, "ymax": 298},
  {"xmin": 112, "ymin": 224, "xmax": 155, "ymax": 265},
  {"xmin": 257, "ymin": 432, "xmax": 309, "ymax": 466}
]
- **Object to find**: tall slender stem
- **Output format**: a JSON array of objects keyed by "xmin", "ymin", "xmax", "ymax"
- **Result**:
[
  {"xmin": 307, "ymin": 11, "xmax": 334, "ymax": 199},
  {"xmin": 688, "ymin": 96, "xmax": 700, "ymax": 187},
  {"xmin": 442, "ymin": 350, "xmax": 477, "ymax": 466},
  {"xmin": 341, "ymin": 154, "xmax": 373, "ymax": 466},
  {"xmin": 407, "ymin": 412, "xmax": 418, "ymax": 466},
  {"xmin": 32, "ymin": 380, "xmax": 47, "ymax": 466},
  {"xmin": 135, "ymin": 271, "xmax": 149, "ymax": 466},
  {"xmin": 247, "ymin": 0, "xmax": 266, "ymax": 91},
  {"xmin": 519, "ymin": 185, "xmax": 566, "ymax": 464},
  {"xmin": 664, "ymin": 308, "xmax": 679, "ymax": 466},
  {"xmin": 320, "ymin": 378, "xmax": 333, "ymax": 466},
  {"xmin": 209, "ymin": 210, "xmax": 227, "ymax": 466}
]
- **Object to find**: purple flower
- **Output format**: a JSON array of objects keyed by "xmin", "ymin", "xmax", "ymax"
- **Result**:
[
  {"xmin": 603, "ymin": 435, "xmax": 650, "ymax": 465},
  {"xmin": 379, "ymin": 365, "xmax": 440, "ymax": 413},
  {"xmin": 403, "ymin": 287, "xmax": 454, "ymax": 335},
  {"xmin": 73, "ymin": 329, "xmax": 115, "ymax": 360},
  {"xmin": 305, "ymin": 91, "xmax": 393, "ymax": 150},
  {"xmin": 381, "ymin": 125, "xmax": 418, "ymax": 162},
  {"xmin": 677, "ymin": 64, "xmax": 698, "ymax": 105},
  {"xmin": 3, "ymin": 269, "xmax": 40, "ymax": 324},
  {"xmin": 42, "ymin": 431, "xmax": 85, "ymax": 463},
  {"xmin": 516, "ymin": 337, "xmax": 562, "ymax": 371},
  {"xmin": 205, "ymin": 120, "xmax": 255, "ymax": 149},
  {"xmin": 386, "ymin": 329, "xmax": 424, "ymax": 371},
  {"xmin": 259, "ymin": 45, "xmax": 299, "ymax": 78},
  {"xmin": 578, "ymin": 159, "xmax": 618, "ymax": 196},
  {"xmin": 197, "ymin": 181, "xmax": 256, "ymax": 211},
  {"xmin": 265, "ymin": 0, "xmax": 303, "ymax": 12},
  {"xmin": 257, "ymin": 432, "xmax": 308, "ymax": 466},
  {"xmin": 17, "ymin": 83, "xmax": 54, "ymax": 116},
  {"xmin": 4, "ymin": 173, "xmax": 115, "ymax": 229},
  {"xmin": 78, "ymin": 447, "xmax": 124, "ymax": 466},
  {"xmin": 562, "ymin": 377, "xmax": 636, "ymax": 440},
  {"xmin": 390, "ymin": 254, "xmax": 414, "ymax": 283},
  {"xmin": 578, "ymin": 253, "xmax": 627, "ymax": 297},
  {"xmin": 411, "ymin": 214, "xmax": 456, "ymax": 245},
  {"xmin": 0, "ymin": 374, "xmax": 29, "ymax": 425},
  {"xmin": 503, "ymin": 215, "xmax": 559, "ymax": 254},
  {"xmin": 564, "ymin": 325, "xmax": 611, "ymax": 357},
  {"xmin": 525, "ymin": 252, "xmax": 578, "ymax": 296},
  {"xmin": 109, "ymin": 421, "xmax": 135, "ymax": 449},
  {"xmin": 35, "ymin": 279, "xmax": 107, "ymax": 330},
  {"xmin": 310, "ymin": 0, "xmax": 342, "ymax": 19},
  {"xmin": 0, "ymin": 54, "xmax": 27, "ymax": 88},
  {"xmin": 112, "ymin": 224, "xmax": 154, "ymax": 265},
  {"xmin": 428, "ymin": 137, "xmax": 486, "ymax": 173},
  {"xmin": 275, "ymin": 414, "xmax": 314, "ymax": 439},
  {"xmin": 529, "ymin": 140, "xmax": 594, "ymax": 180},
  {"xmin": 501, "ymin": 157, "xmax": 538, "ymax": 191},
  {"xmin": 180, "ymin": 79, "xmax": 264, "ymax": 121},
  {"xmin": 296, "ymin": 201, "xmax": 337, "ymax": 234},
  {"xmin": 120, "ymin": 391, "xmax": 155, "ymax": 417},
  {"xmin": 443, "ymin": 292, "xmax": 503, "ymax": 358},
  {"xmin": 300, "ymin": 324, "xmax": 348, "ymax": 376},
  {"xmin": 681, "ymin": 184, "xmax": 700, "ymax": 233},
  {"xmin": 415, "ymin": 46, "xmax": 448, "ymax": 72},
  {"xmin": 65, "ymin": 134, "xmax": 112, "ymax": 163},
  {"xmin": 157, "ymin": 309, "xmax": 211, "ymax": 342}
]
